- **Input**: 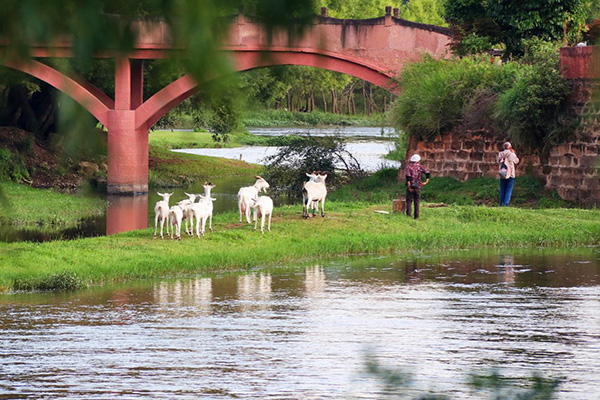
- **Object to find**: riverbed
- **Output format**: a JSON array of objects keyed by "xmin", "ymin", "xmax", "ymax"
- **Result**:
[{"xmin": 1, "ymin": 249, "xmax": 598, "ymax": 398}]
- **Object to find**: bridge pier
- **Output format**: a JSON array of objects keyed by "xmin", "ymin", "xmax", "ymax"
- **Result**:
[
  {"xmin": 107, "ymin": 110, "xmax": 149, "ymax": 194},
  {"xmin": 107, "ymin": 58, "xmax": 149, "ymax": 195}
]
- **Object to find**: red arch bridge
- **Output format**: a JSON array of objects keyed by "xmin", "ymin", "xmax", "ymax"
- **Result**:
[{"xmin": 3, "ymin": 8, "xmax": 451, "ymax": 194}]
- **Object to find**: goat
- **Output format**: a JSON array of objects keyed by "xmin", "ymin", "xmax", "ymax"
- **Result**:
[
  {"xmin": 177, "ymin": 192, "xmax": 199, "ymax": 236},
  {"xmin": 202, "ymin": 182, "xmax": 216, "ymax": 232},
  {"xmin": 238, "ymin": 176, "xmax": 269, "ymax": 224},
  {"xmin": 250, "ymin": 196, "xmax": 273, "ymax": 234},
  {"xmin": 191, "ymin": 193, "xmax": 216, "ymax": 238},
  {"xmin": 169, "ymin": 205, "xmax": 184, "ymax": 240},
  {"xmin": 302, "ymin": 172, "xmax": 328, "ymax": 218},
  {"xmin": 154, "ymin": 192, "xmax": 173, "ymax": 239}
]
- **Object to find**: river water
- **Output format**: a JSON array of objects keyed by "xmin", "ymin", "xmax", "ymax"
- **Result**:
[{"xmin": 1, "ymin": 249, "xmax": 599, "ymax": 399}]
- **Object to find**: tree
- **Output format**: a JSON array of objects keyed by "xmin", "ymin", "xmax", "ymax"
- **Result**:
[
  {"xmin": 444, "ymin": 0, "xmax": 592, "ymax": 57},
  {"xmin": 399, "ymin": 0, "xmax": 447, "ymax": 27},
  {"xmin": 0, "ymin": 0, "xmax": 317, "ymax": 139}
]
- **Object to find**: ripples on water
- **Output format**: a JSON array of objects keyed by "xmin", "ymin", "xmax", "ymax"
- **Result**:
[{"xmin": 1, "ymin": 251, "xmax": 599, "ymax": 399}]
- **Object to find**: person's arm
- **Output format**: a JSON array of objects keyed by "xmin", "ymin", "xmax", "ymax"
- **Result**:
[
  {"xmin": 421, "ymin": 169, "xmax": 431, "ymax": 186},
  {"xmin": 509, "ymin": 152, "xmax": 519, "ymax": 164}
]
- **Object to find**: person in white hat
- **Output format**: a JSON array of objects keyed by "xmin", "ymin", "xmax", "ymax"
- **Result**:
[
  {"xmin": 404, "ymin": 154, "xmax": 430, "ymax": 219},
  {"xmin": 497, "ymin": 142, "xmax": 519, "ymax": 206}
]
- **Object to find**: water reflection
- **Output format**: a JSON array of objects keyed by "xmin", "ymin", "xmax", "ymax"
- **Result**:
[
  {"xmin": 0, "ymin": 250, "xmax": 599, "ymax": 398},
  {"xmin": 106, "ymin": 194, "xmax": 148, "ymax": 234}
]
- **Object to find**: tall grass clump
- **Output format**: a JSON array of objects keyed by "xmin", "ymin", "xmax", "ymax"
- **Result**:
[{"xmin": 390, "ymin": 55, "xmax": 517, "ymax": 142}]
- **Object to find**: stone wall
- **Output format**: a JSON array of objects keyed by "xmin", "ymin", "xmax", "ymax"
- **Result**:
[{"xmin": 404, "ymin": 78, "xmax": 600, "ymax": 205}]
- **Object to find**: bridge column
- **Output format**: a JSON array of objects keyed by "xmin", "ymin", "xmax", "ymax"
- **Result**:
[
  {"xmin": 107, "ymin": 57, "xmax": 149, "ymax": 195},
  {"xmin": 107, "ymin": 110, "xmax": 149, "ymax": 194}
]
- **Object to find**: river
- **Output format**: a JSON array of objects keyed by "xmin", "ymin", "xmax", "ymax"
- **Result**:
[{"xmin": 1, "ymin": 249, "xmax": 599, "ymax": 398}]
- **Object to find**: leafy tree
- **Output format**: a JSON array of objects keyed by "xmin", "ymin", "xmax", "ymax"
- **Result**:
[
  {"xmin": 444, "ymin": 0, "xmax": 592, "ymax": 57},
  {"xmin": 399, "ymin": 0, "xmax": 447, "ymax": 26}
]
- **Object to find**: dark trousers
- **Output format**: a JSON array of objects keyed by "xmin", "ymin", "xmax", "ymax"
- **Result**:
[
  {"xmin": 406, "ymin": 187, "xmax": 421, "ymax": 219},
  {"xmin": 499, "ymin": 177, "xmax": 515, "ymax": 206}
]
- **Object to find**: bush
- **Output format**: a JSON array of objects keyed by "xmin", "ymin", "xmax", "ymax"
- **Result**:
[
  {"xmin": 391, "ymin": 47, "xmax": 576, "ymax": 153},
  {"xmin": 13, "ymin": 271, "xmax": 85, "ymax": 292},
  {"xmin": 261, "ymin": 134, "xmax": 366, "ymax": 197},
  {"xmin": 495, "ymin": 44, "xmax": 576, "ymax": 153},
  {"xmin": 0, "ymin": 148, "xmax": 30, "ymax": 182},
  {"xmin": 390, "ymin": 55, "xmax": 518, "ymax": 142}
]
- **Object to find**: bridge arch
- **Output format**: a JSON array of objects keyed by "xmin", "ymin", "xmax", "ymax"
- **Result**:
[
  {"xmin": 137, "ymin": 48, "xmax": 398, "ymax": 131},
  {"xmin": 4, "ymin": 59, "xmax": 113, "ymax": 127}
]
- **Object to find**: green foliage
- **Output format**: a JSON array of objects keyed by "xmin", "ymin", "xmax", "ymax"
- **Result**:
[
  {"xmin": 392, "ymin": 48, "xmax": 576, "ymax": 153},
  {"xmin": 495, "ymin": 44, "xmax": 576, "ymax": 153},
  {"xmin": 444, "ymin": 0, "xmax": 592, "ymax": 57},
  {"xmin": 262, "ymin": 135, "xmax": 365, "ymax": 196},
  {"xmin": 13, "ymin": 271, "xmax": 85, "ymax": 292},
  {"xmin": 0, "ymin": 148, "xmax": 30, "ymax": 182},
  {"xmin": 365, "ymin": 354, "xmax": 559, "ymax": 399},
  {"xmin": 399, "ymin": 0, "xmax": 447, "ymax": 26},
  {"xmin": 391, "ymin": 55, "xmax": 518, "ymax": 142}
]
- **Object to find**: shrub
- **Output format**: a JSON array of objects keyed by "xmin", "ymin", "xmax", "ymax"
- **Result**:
[
  {"xmin": 390, "ymin": 55, "xmax": 517, "ymax": 141},
  {"xmin": 0, "ymin": 148, "xmax": 30, "ymax": 182},
  {"xmin": 391, "ymin": 46, "xmax": 577, "ymax": 154},
  {"xmin": 13, "ymin": 271, "xmax": 85, "ymax": 292},
  {"xmin": 261, "ymin": 134, "xmax": 366, "ymax": 197}
]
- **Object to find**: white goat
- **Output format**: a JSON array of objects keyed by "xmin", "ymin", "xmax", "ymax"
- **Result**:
[
  {"xmin": 238, "ymin": 176, "xmax": 270, "ymax": 224},
  {"xmin": 250, "ymin": 196, "xmax": 273, "ymax": 234},
  {"xmin": 154, "ymin": 192, "xmax": 173, "ymax": 239},
  {"xmin": 191, "ymin": 189, "xmax": 216, "ymax": 238},
  {"xmin": 202, "ymin": 182, "xmax": 216, "ymax": 232},
  {"xmin": 303, "ymin": 172, "xmax": 328, "ymax": 218},
  {"xmin": 178, "ymin": 192, "xmax": 199, "ymax": 236},
  {"xmin": 169, "ymin": 205, "xmax": 184, "ymax": 240}
]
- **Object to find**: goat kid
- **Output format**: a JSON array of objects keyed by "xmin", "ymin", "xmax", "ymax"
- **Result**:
[
  {"xmin": 238, "ymin": 176, "xmax": 269, "ymax": 224},
  {"xmin": 302, "ymin": 172, "xmax": 328, "ymax": 218},
  {"xmin": 169, "ymin": 205, "xmax": 184, "ymax": 240},
  {"xmin": 177, "ymin": 192, "xmax": 199, "ymax": 236},
  {"xmin": 250, "ymin": 196, "xmax": 273, "ymax": 234},
  {"xmin": 154, "ymin": 192, "xmax": 173, "ymax": 238}
]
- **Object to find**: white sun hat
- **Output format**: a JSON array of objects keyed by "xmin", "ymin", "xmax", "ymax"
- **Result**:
[{"xmin": 410, "ymin": 154, "xmax": 421, "ymax": 162}]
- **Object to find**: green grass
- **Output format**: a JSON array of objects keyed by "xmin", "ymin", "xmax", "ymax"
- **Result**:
[
  {"xmin": 149, "ymin": 130, "xmax": 285, "ymax": 150},
  {"xmin": 149, "ymin": 145, "xmax": 261, "ymax": 187},
  {"xmin": 0, "ymin": 182, "xmax": 106, "ymax": 227},
  {"xmin": 329, "ymin": 169, "xmax": 573, "ymax": 208},
  {"xmin": 0, "ymin": 202, "xmax": 598, "ymax": 292},
  {"xmin": 149, "ymin": 130, "xmax": 221, "ymax": 149}
]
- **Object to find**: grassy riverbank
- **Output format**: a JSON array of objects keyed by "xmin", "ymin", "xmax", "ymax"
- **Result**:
[
  {"xmin": 0, "ymin": 182, "xmax": 106, "ymax": 227},
  {"xmin": 329, "ymin": 168, "xmax": 573, "ymax": 208},
  {"xmin": 149, "ymin": 145, "xmax": 261, "ymax": 187},
  {"xmin": 242, "ymin": 110, "xmax": 386, "ymax": 127},
  {"xmin": 1, "ymin": 203, "xmax": 598, "ymax": 292}
]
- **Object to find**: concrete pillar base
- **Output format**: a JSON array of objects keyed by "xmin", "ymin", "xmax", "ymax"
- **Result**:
[{"xmin": 107, "ymin": 183, "xmax": 149, "ymax": 195}]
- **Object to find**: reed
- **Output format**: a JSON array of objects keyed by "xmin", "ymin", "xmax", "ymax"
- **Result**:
[{"xmin": 1, "ymin": 202, "xmax": 598, "ymax": 292}]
